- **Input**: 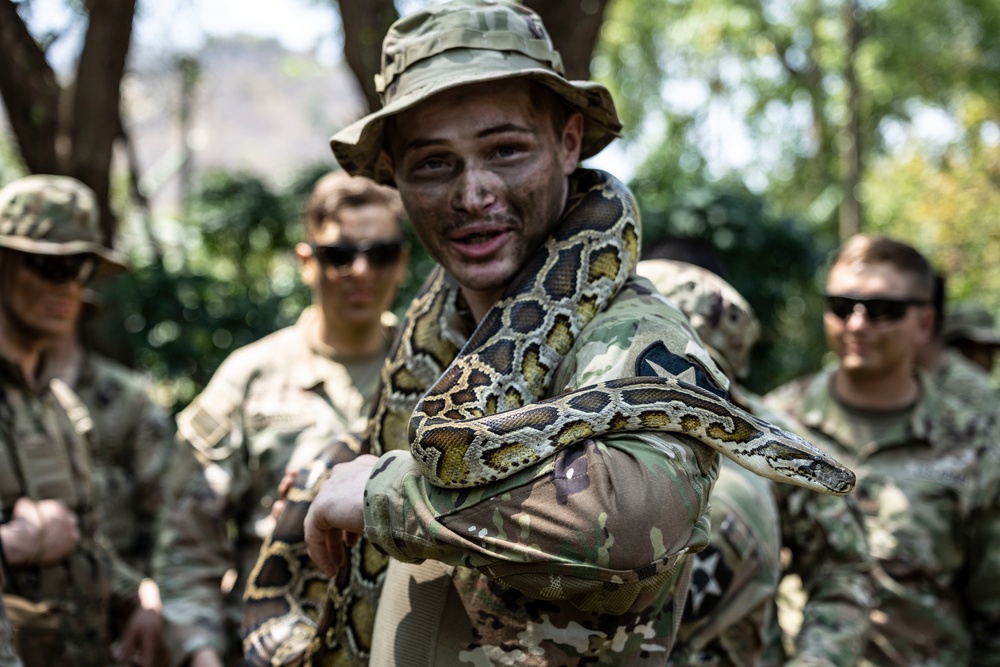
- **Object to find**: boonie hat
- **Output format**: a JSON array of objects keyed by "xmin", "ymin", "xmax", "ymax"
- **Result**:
[
  {"xmin": 637, "ymin": 259, "xmax": 761, "ymax": 379},
  {"xmin": 330, "ymin": 0, "xmax": 622, "ymax": 185},
  {"xmin": 943, "ymin": 301, "xmax": 1000, "ymax": 347},
  {"xmin": 0, "ymin": 175, "xmax": 126, "ymax": 276}
]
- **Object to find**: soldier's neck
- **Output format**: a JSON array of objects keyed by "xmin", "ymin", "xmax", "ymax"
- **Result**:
[
  {"xmin": 832, "ymin": 364, "xmax": 920, "ymax": 412},
  {"xmin": 0, "ymin": 326, "xmax": 47, "ymax": 391},
  {"xmin": 316, "ymin": 312, "xmax": 389, "ymax": 359}
]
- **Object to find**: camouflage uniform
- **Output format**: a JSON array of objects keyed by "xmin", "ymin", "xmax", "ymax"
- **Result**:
[
  {"xmin": 0, "ymin": 360, "xmax": 143, "ymax": 666},
  {"xmin": 0, "ymin": 175, "xmax": 140, "ymax": 666},
  {"xmin": 0, "ymin": 535, "xmax": 23, "ymax": 667},
  {"xmin": 638, "ymin": 260, "xmax": 873, "ymax": 667},
  {"xmin": 49, "ymin": 351, "xmax": 173, "ymax": 575},
  {"xmin": 767, "ymin": 368, "xmax": 1000, "ymax": 666},
  {"xmin": 931, "ymin": 348, "xmax": 1000, "ymax": 413},
  {"xmin": 366, "ymin": 275, "xmax": 726, "ymax": 665},
  {"xmin": 155, "ymin": 306, "xmax": 391, "ymax": 665}
]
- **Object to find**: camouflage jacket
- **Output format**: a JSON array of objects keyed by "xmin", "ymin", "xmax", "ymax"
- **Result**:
[
  {"xmin": 70, "ymin": 352, "xmax": 173, "ymax": 574},
  {"xmin": 932, "ymin": 349, "xmax": 1000, "ymax": 416},
  {"xmin": 365, "ymin": 277, "xmax": 726, "ymax": 665},
  {"xmin": 668, "ymin": 457, "xmax": 781, "ymax": 667},
  {"xmin": 767, "ymin": 367, "xmax": 1000, "ymax": 667},
  {"xmin": 745, "ymin": 390, "xmax": 873, "ymax": 667},
  {"xmin": 669, "ymin": 388, "xmax": 872, "ymax": 667},
  {"xmin": 154, "ymin": 307, "xmax": 390, "ymax": 665},
  {"xmin": 0, "ymin": 355, "xmax": 141, "ymax": 666},
  {"xmin": 0, "ymin": 535, "xmax": 23, "ymax": 667}
]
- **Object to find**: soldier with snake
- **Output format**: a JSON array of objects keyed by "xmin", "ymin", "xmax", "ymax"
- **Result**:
[{"xmin": 242, "ymin": 2, "xmax": 855, "ymax": 665}]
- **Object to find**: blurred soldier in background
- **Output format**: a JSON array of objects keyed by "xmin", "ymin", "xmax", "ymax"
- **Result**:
[
  {"xmin": 0, "ymin": 175, "xmax": 163, "ymax": 667},
  {"xmin": 154, "ymin": 171, "xmax": 408, "ymax": 667},
  {"xmin": 639, "ymin": 258, "xmax": 873, "ymax": 667},
  {"xmin": 767, "ymin": 234, "xmax": 1000, "ymax": 665},
  {"xmin": 916, "ymin": 276, "xmax": 999, "ymax": 413},
  {"xmin": 942, "ymin": 300, "xmax": 1000, "ymax": 375},
  {"xmin": 0, "ymin": 537, "xmax": 23, "ymax": 667}
]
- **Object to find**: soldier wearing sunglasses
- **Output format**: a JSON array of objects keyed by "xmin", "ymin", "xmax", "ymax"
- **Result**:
[
  {"xmin": 0, "ymin": 175, "xmax": 165, "ymax": 666},
  {"xmin": 154, "ymin": 171, "xmax": 408, "ymax": 667},
  {"xmin": 766, "ymin": 234, "xmax": 1000, "ymax": 666}
]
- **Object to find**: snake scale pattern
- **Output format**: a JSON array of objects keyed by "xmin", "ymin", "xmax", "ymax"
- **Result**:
[{"xmin": 241, "ymin": 169, "xmax": 856, "ymax": 666}]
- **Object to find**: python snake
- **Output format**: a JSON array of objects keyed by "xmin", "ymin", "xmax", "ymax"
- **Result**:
[{"xmin": 241, "ymin": 169, "xmax": 855, "ymax": 666}]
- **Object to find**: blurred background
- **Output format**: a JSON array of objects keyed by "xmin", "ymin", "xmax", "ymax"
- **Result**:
[{"xmin": 1, "ymin": 0, "xmax": 997, "ymax": 409}]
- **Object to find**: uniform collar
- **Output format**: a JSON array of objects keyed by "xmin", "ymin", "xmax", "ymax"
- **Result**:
[{"xmin": 799, "ymin": 365, "xmax": 940, "ymax": 455}]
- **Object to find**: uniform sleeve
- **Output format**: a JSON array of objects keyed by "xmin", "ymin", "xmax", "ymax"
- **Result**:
[
  {"xmin": 153, "ymin": 358, "xmax": 253, "ymax": 664},
  {"xmin": 964, "ymin": 441, "xmax": 1000, "ymax": 667},
  {"xmin": 363, "ymin": 293, "xmax": 722, "ymax": 614},
  {"xmin": 364, "ymin": 433, "xmax": 716, "ymax": 614},
  {"xmin": 125, "ymin": 388, "xmax": 174, "ymax": 573},
  {"xmin": 776, "ymin": 485, "xmax": 874, "ymax": 667},
  {"xmin": 154, "ymin": 452, "xmax": 235, "ymax": 663}
]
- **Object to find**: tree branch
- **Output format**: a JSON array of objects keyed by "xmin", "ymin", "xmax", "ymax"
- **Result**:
[{"xmin": 0, "ymin": 0, "xmax": 61, "ymax": 173}]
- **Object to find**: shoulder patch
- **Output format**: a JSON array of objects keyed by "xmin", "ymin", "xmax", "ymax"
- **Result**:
[
  {"xmin": 682, "ymin": 543, "xmax": 734, "ymax": 622},
  {"xmin": 635, "ymin": 341, "xmax": 728, "ymax": 399}
]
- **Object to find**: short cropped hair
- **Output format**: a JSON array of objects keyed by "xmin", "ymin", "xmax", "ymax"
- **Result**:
[
  {"xmin": 304, "ymin": 171, "xmax": 405, "ymax": 239},
  {"xmin": 830, "ymin": 234, "xmax": 935, "ymax": 300}
]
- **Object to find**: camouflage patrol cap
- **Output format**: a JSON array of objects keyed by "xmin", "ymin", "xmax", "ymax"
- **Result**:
[
  {"xmin": 943, "ymin": 301, "xmax": 1000, "ymax": 347},
  {"xmin": 330, "ymin": 0, "xmax": 622, "ymax": 185},
  {"xmin": 637, "ymin": 259, "xmax": 760, "ymax": 379},
  {"xmin": 0, "ymin": 175, "xmax": 126, "ymax": 275}
]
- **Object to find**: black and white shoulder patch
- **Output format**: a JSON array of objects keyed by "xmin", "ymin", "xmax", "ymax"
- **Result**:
[{"xmin": 635, "ymin": 341, "xmax": 728, "ymax": 399}]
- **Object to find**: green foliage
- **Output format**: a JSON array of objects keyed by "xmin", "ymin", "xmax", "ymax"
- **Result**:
[
  {"xmin": 85, "ymin": 170, "xmax": 320, "ymax": 412},
  {"xmin": 595, "ymin": 0, "xmax": 1000, "ymax": 231},
  {"xmin": 641, "ymin": 184, "xmax": 837, "ymax": 393}
]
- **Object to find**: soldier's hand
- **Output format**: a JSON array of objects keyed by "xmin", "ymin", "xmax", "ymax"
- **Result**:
[
  {"xmin": 304, "ymin": 454, "xmax": 376, "ymax": 576},
  {"xmin": 115, "ymin": 579, "xmax": 167, "ymax": 667},
  {"xmin": 270, "ymin": 468, "xmax": 300, "ymax": 519},
  {"xmin": 0, "ymin": 497, "xmax": 80, "ymax": 566}
]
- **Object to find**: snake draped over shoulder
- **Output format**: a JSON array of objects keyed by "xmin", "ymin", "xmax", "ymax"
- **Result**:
[{"xmin": 241, "ymin": 169, "xmax": 856, "ymax": 666}]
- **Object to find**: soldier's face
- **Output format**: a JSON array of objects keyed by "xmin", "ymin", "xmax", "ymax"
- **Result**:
[
  {"xmin": 297, "ymin": 204, "xmax": 408, "ymax": 332},
  {"xmin": 0, "ymin": 251, "xmax": 86, "ymax": 344},
  {"xmin": 824, "ymin": 261, "xmax": 933, "ymax": 380},
  {"xmin": 384, "ymin": 79, "xmax": 583, "ymax": 320}
]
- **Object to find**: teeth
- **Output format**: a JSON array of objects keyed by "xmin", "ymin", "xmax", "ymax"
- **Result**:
[{"xmin": 459, "ymin": 231, "xmax": 500, "ymax": 244}]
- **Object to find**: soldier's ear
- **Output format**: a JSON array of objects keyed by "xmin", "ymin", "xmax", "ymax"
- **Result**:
[{"xmin": 296, "ymin": 243, "xmax": 318, "ymax": 288}]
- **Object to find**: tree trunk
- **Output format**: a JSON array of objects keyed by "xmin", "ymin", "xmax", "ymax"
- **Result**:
[
  {"xmin": 525, "ymin": 0, "xmax": 611, "ymax": 79},
  {"xmin": 839, "ymin": 0, "xmax": 863, "ymax": 240},
  {"xmin": 68, "ymin": 0, "xmax": 137, "ymax": 244},
  {"xmin": 0, "ymin": 0, "xmax": 61, "ymax": 174},
  {"xmin": 337, "ymin": 0, "xmax": 398, "ymax": 112}
]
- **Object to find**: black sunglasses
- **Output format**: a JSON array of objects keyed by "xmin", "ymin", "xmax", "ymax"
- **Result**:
[
  {"xmin": 20, "ymin": 253, "xmax": 97, "ymax": 284},
  {"xmin": 824, "ymin": 294, "xmax": 929, "ymax": 323},
  {"xmin": 310, "ymin": 240, "xmax": 404, "ymax": 270}
]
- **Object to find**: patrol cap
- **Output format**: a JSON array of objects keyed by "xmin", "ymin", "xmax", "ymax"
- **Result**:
[
  {"xmin": 637, "ymin": 259, "xmax": 760, "ymax": 379},
  {"xmin": 0, "ymin": 175, "xmax": 126, "ymax": 276},
  {"xmin": 330, "ymin": 0, "xmax": 622, "ymax": 185},
  {"xmin": 943, "ymin": 301, "xmax": 1000, "ymax": 347}
]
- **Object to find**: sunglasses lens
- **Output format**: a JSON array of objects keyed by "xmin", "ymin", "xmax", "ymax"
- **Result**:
[
  {"xmin": 365, "ymin": 242, "xmax": 402, "ymax": 267},
  {"xmin": 317, "ymin": 245, "xmax": 355, "ymax": 268},
  {"xmin": 22, "ymin": 254, "xmax": 95, "ymax": 283},
  {"xmin": 825, "ymin": 296, "xmax": 855, "ymax": 320},
  {"xmin": 864, "ymin": 299, "xmax": 909, "ymax": 321},
  {"xmin": 825, "ymin": 295, "xmax": 916, "ymax": 323},
  {"xmin": 314, "ymin": 241, "xmax": 403, "ymax": 269}
]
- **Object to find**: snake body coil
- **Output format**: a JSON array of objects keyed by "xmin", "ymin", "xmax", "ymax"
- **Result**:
[{"xmin": 242, "ymin": 170, "xmax": 855, "ymax": 666}]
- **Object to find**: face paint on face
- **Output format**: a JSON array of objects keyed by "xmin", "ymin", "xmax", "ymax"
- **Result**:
[{"xmin": 385, "ymin": 79, "xmax": 582, "ymax": 320}]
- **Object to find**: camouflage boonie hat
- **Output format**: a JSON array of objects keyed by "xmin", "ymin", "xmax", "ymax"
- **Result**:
[
  {"xmin": 637, "ymin": 259, "xmax": 760, "ymax": 379},
  {"xmin": 943, "ymin": 301, "xmax": 1000, "ymax": 346},
  {"xmin": 0, "ymin": 175, "xmax": 126, "ymax": 275},
  {"xmin": 330, "ymin": 0, "xmax": 622, "ymax": 185}
]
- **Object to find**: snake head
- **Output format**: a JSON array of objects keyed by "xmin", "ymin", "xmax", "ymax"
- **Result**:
[{"xmin": 764, "ymin": 436, "xmax": 857, "ymax": 496}]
